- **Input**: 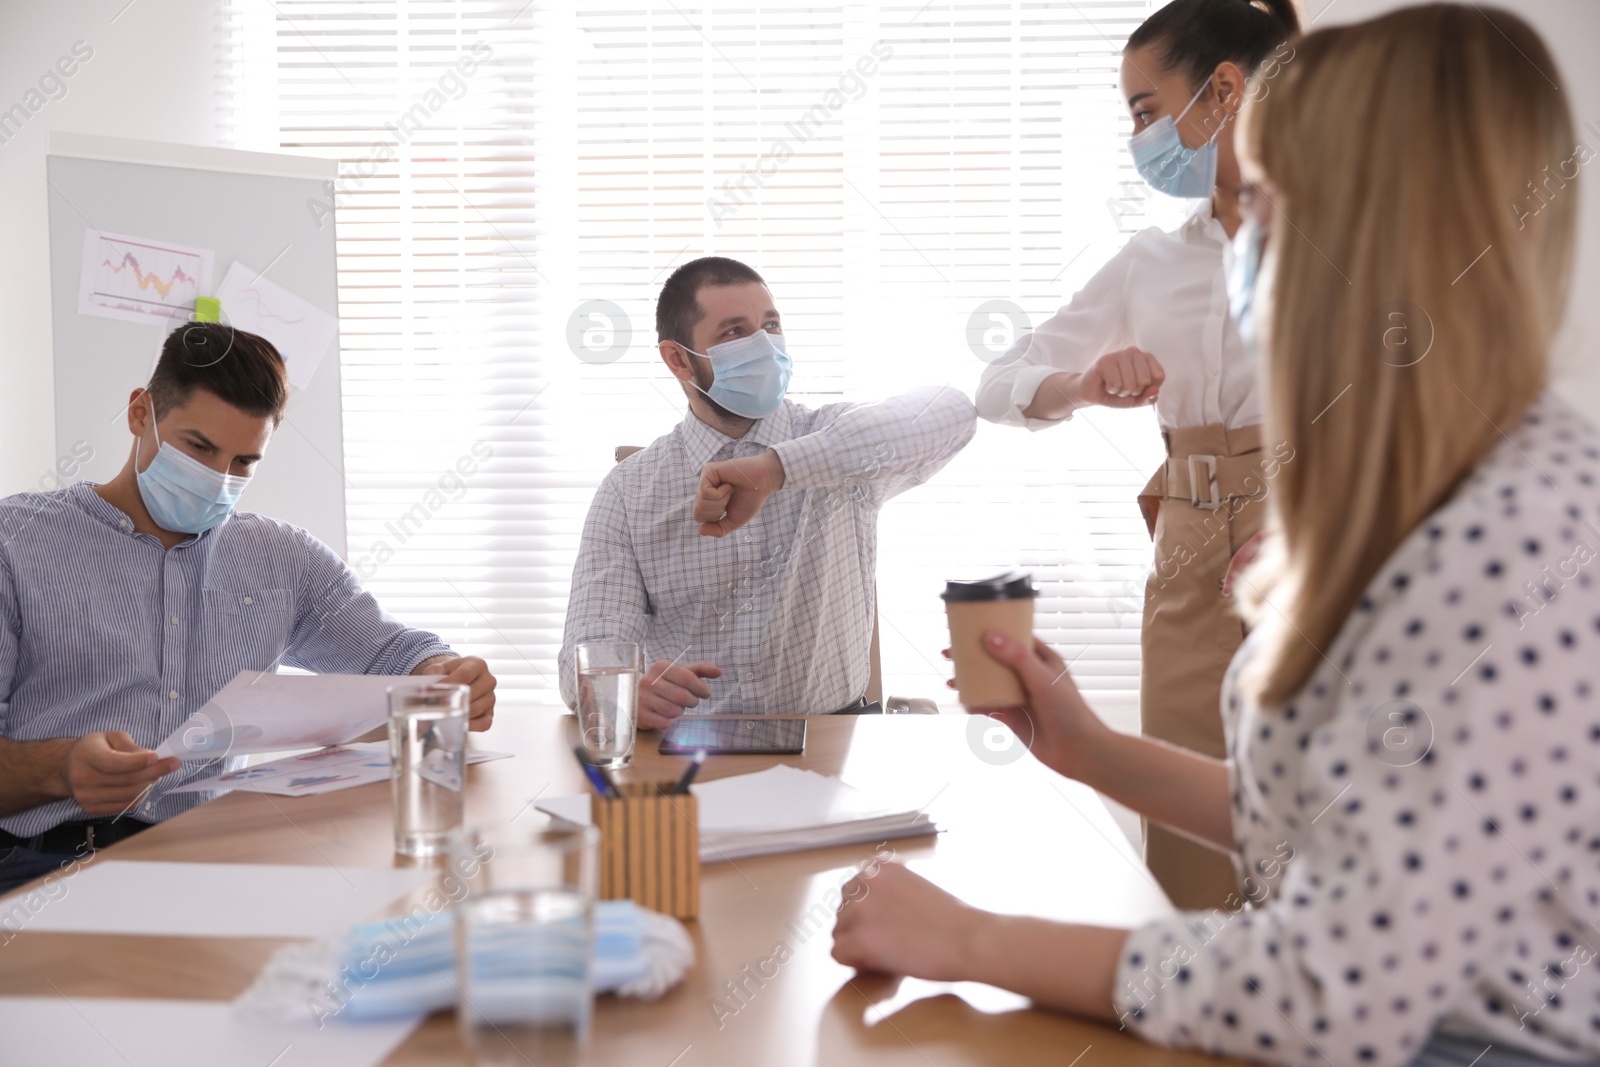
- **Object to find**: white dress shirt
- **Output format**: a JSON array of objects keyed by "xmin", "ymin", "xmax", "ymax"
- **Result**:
[
  {"xmin": 1114, "ymin": 395, "xmax": 1600, "ymax": 1065},
  {"xmin": 558, "ymin": 387, "xmax": 976, "ymax": 714},
  {"xmin": 976, "ymin": 200, "xmax": 1258, "ymax": 433}
]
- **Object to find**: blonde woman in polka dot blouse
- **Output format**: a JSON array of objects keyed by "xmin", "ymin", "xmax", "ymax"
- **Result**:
[{"xmin": 831, "ymin": 6, "xmax": 1599, "ymax": 1066}]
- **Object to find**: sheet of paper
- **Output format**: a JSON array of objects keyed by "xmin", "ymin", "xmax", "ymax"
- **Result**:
[
  {"xmin": 154, "ymin": 670, "xmax": 433, "ymax": 760},
  {"xmin": 539, "ymin": 793, "xmax": 593, "ymax": 826},
  {"xmin": 77, "ymin": 228, "xmax": 215, "ymax": 325},
  {"xmin": 216, "ymin": 259, "xmax": 339, "ymax": 389},
  {"xmin": 167, "ymin": 743, "xmax": 392, "ymax": 796},
  {"xmin": 14, "ymin": 861, "xmax": 433, "ymax": 939},
  {"xmin": 536, "ymin": 765, "xmax": 902, "ymax": 832},
  {"xmin": 167, "ymin": 742, "xmax": 513, "ymax": 797},
  {"xmin": 690, "ymin": 764, "xmax": 909, "ymax": 834},
  {"xmin": 0, "ymin": 997, "xmax": 419, "ymax": 1067}
]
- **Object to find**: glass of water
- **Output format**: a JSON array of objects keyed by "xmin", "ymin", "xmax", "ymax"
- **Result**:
[
  {"xmin": 388, "ymin": 682, "xmax": 469, "ymax": 857},
  {"xmin": 575, "ymin": 640, "xmax": 641, "ymax": 768},
  {"xmin": 453, "ymin": 823, "xmax": 600, "ymax": 1067}
]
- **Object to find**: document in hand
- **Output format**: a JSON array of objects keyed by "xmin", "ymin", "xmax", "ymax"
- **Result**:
[
  {"xmin": 154, "ymin": 670, "xmax": 434, "ymax": 759},
  {"xmin": 538, "ymin": 764, "xmax": 938, "ymax": 862}
]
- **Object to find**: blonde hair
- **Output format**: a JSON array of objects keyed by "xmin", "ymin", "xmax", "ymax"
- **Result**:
[{"xmin": 1236, "ymin": 3, "xmax": 1578, "ymax": 707}]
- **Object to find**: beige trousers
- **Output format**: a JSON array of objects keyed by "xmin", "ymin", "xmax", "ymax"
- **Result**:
[{"xmin": 1137, "ymin": 423, "xmax": 1266, "ymax": 911}]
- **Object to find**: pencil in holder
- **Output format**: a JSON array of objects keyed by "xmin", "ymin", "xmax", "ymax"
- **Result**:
[{"xmin": 590, "ymin": 780, "xmax": 700, "ymax": 920}]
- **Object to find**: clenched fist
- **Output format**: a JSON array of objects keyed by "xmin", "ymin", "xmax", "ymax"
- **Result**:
[{"xmin": 693, "ymin": 450, "xmax": 786, "ymax": 537}]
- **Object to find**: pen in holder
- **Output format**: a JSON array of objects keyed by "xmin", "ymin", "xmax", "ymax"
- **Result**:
[{"xmin": 589, "ymin": 780, "xmax": 700, "ymax": 920}]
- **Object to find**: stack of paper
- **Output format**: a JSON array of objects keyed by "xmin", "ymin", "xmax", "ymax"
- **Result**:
[
  {"xmin": 538, "ymin": 765, "xmax": 937, "ymax": 862},
  {"xmin": 694, "ymin": 764, "xmax": 939, "ymax": 860}
]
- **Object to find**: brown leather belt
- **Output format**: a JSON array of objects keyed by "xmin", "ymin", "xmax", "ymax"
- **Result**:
[{"xmin": 1151, "ymin": 423, "xmax": 1265, "ymax": 510}]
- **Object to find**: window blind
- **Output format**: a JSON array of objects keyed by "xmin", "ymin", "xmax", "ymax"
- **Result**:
[{"xmin": 221, "ymin": 0, "xmax": 1172, "ymax": 721}]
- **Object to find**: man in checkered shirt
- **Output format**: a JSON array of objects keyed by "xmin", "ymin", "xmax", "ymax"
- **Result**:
[{"xmin": 559, "ymin": 257, "xmax": 976, "ymax": 724}]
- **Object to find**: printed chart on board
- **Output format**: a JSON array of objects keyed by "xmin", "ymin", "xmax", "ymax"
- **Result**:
[{"xmin": 76, "ymin": 228, "xmax": 214, "ymax": 325}]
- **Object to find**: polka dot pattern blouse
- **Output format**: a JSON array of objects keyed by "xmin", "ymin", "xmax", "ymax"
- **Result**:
[{"xmin": 1113, "ymin": 396, "xmax": 1600, "ymax": 1066}]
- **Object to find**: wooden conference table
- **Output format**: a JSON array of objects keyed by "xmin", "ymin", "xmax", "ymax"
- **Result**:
[{"xmin": 0, "ymin": 711, "xmax": 1246, "ymax": 1066}]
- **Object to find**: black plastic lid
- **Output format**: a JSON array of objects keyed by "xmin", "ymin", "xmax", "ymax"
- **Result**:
[{"xmin": 940, "ymin": 571, "xmax": 1037, "ymax": 602}]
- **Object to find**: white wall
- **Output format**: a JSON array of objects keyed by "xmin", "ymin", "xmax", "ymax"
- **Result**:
[
  {"xmin": 0, "ymin": 0, "xmax": 220, "ymax": 494},
  {"xmin": 1307, "ymin": 0, "xmax": 1600, "ymax": 418},
  {"xmin": 1, "ymin": 0, "xmax": 1596, "ymax": 494}
]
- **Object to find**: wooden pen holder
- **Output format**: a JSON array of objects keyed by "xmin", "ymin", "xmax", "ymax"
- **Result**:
[{"xmin": 591, "ymin": 780, "xmax": 700, "ymax": 920}]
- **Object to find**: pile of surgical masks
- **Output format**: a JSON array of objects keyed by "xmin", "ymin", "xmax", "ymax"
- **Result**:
[{"xmin": 237, "ymin": 899, "xmax": 694, "ymax": 1024}]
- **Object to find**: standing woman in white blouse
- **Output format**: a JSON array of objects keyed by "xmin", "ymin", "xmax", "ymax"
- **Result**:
[
  {"xmin": 976, "ymin": 0, "xmax": 1299, "ymax": 910},
  {"xmin": 839, "ymin": 6, "xmax": 1599, "ymax": 1065}
]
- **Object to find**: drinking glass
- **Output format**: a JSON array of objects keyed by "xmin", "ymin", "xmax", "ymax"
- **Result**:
[
  {"xmin": 575, "ymin": 640, "xmax": 641, "ymax": 768},
  {"xmin": 452, "ymin": 823, "xmax": 601, "ymax": 1066},
  {"xmin": 388, "ymin": 683, "xmax": 469, "ymax": 857}
]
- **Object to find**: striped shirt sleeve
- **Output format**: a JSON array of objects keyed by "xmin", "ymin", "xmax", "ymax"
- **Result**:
[{"xmin": 283, "ymin": 528, "xmax": 453, "ymax": 676}]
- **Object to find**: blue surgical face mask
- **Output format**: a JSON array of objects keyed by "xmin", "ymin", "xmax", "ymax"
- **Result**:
[
  {"xmin": 1128, "ymin": 81, "xmax": 1225, "ymax": 199},
  {"xmin": 1227, "ymin": 216, "xmax": 1267, "ymax": 355},
  {"xmin": 135, "ymin": 424, "xmax": 249, "ymax": 535},
  {"xmin": 683, "ymin": 330, "xmax": 793, "ymax": 419}
]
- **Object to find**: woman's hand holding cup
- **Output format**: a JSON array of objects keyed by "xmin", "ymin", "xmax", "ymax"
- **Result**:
[{"xmin": 964, "ymin": 630, "xmax": 1111, "ymax": 782}]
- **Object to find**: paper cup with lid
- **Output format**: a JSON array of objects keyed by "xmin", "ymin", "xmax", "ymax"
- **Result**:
[{"xmin": 942, "ymin": 572, "xmax": 1038, "ymax": 708}]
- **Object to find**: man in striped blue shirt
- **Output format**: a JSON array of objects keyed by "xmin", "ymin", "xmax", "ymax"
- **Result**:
[{"xmin": 0, "ymin": 323, "xmax": 496, "ymax": 894}]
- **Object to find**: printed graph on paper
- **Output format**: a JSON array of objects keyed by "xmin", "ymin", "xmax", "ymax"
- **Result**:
[
  {"xmin": 77, "ymin": 228, "xmax": 215, "ymax": 325},
  {"xmin": 215, "ymin": 260, "xmax": 339, "ymax": 389}
]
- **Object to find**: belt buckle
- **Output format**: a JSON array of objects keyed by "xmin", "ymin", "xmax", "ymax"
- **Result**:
[
  {"xmin": 1188, "ymin": 454, "xmax": 1221, "ymax": 510},
  {"xmin": 85, "ymin": 824, "xmax": 96, "ymax": 851}
]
